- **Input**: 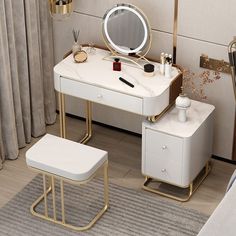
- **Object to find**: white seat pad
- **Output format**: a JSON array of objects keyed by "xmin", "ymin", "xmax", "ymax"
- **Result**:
[{"xmin": 26, "ymin": 134, "xmax": 108, "ymax": 181}]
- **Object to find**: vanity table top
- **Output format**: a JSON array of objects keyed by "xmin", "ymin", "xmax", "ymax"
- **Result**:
[{"xmin": 54, "ymin": 47, "xmax": 180, "ymax": 99}]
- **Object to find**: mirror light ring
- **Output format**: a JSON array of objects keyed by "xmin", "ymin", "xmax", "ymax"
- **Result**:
[{"xmin": 103, "ymin": 5, "xmax": 148, "ymax": 54}]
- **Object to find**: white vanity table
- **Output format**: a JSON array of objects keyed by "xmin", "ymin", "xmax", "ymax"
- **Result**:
[
  {"xmin": 54, "ymin": 47, "xmax": 183, "ymax": 140},
  {"xmin": 52, "ymin": 2, "xmax": 215, "ymax": 202}
]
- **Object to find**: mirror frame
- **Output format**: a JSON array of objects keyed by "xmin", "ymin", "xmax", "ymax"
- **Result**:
[{"xmin": 102, "ymin": 4, "xmax": 152, "ymax": 58}]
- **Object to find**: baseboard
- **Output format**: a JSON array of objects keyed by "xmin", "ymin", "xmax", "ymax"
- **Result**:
[{"xmin": 212, "ymin": 155, "xmax": 236, "ymax": 165}]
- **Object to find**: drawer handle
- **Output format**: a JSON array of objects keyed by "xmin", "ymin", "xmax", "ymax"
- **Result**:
[
  {"xmin": 162, "ymin": 145, "xmax": 167, "ymax": 150},
  {"xmin": 97, "ymin": 94, "xmax": 103, "ymax": 99},
  {"xmin": 161, "ymin": 168, "xmax": 166, "ymax": 172}
]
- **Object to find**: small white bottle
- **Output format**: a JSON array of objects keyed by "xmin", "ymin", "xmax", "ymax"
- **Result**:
[{"xmin": 160, "ymin": 52, "xmax": 165, "ymax": 75}]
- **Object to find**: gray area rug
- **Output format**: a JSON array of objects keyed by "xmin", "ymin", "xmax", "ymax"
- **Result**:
[{"xmin": 0, "ymin": 175, "xmax": 208, "ymax": 236}]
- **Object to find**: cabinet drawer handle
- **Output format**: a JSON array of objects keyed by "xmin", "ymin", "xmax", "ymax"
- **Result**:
[
  {"xmin": 97, "ymin": 94, "xmax": 103, "ymax": 99},
  {"xmin": 162, "ymin": 145, "xmax": 167, "ymax": 150},
  {"xmin": 161, "ymin": 168, "xmax": 166, "ymax": 172}
]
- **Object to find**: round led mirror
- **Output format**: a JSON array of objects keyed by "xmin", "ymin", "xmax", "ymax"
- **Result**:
[{"xmin": 102, "ymin": 4, "xmax": 152, "ymax": 58}]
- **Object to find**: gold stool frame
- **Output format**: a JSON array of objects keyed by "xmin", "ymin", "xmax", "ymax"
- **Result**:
[
  {"xmin": 142, "ymin": 161, "xmax": 211, "ymax": 202},
  {"xmin": 29, "ymin": 160, "xmax": 109, "ymax": 231}
]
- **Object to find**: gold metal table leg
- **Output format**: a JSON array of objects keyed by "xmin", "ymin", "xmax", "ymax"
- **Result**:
[
  {"xmin": 80, "ymin": 101, "xmax": 92, "ymax": 144},
  {"xmin": 142, "ymin": 161, "xmax": 211, "ymax": 202},
  {"xmin": 51, "ymin": 177, "xmax": 57, "ymax": 221},
  {"xmin": 60, "ymin": 179, "xmax": 65, "ymax": 224}
]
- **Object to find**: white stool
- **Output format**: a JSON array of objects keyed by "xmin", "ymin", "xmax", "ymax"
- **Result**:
[{"xmin": 26, "ymin": 134, "xmax": 109, "ymax": 231}]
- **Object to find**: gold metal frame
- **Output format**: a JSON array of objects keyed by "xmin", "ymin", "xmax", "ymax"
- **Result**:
[
  {"xmin": 200, "ymin": 54, "xmax": 231, "ymax": 74},
  {"xmin": 147, "ymin": 102, "xmax": 174, "ymax": 123},
  {"xmin": 173, "ymin": 0, "xmax": 179, "ymax": 64},
  {"xmin": 49, "ymin": 0, "xmax": 73, "ymax": 15},
  {"xmin": 30, "ymin": 160, "xmax": 109, "ymax": 231},
  {"xmin": 142, "ymin": 161, "xmax": 211, "ymax": 202},
  {"xmin": 101, "ymin": 3, "xmax": 152, "ymax": 68},
  {"xmin": 147, "ymin": 67, "xmax": 183, "ymax": 123}
]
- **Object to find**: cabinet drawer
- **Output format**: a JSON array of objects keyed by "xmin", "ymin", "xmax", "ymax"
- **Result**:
[
  {"xmin": 61, "ymin": 78, "xmax": 142, "ymax": 114},
  {"xmin": 143, "ymin": 129, "xmax": 183, "ymax": 184}
]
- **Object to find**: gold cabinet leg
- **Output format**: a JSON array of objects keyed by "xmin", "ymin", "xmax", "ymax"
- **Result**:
[
  {"xmin": 80, "ymin": 101, "xmax": 92, "ymax": 144},
  {"xmin": 58, "ymin": 92, "xmax": 66, "ymax": 138},
  {"xmin": 142, "ymin": 161, "xmax": 211, "ymax": 202}
]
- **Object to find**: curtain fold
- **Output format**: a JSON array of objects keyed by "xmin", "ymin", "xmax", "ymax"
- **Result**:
[{"xmin": 0, "ymin": 0, "xmax": 56, "ymax": 163}]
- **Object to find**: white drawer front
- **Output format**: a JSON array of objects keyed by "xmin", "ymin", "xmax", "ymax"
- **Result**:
[
  {"xmin": 144, "ymin": 129, "xmax": 183, "ymax": 185},
  {"xmin": 61, "ymin": 78, "xmax": 142, "ymax": 114}
]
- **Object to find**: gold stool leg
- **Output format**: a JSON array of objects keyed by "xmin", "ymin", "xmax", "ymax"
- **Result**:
[
  {"xmin": 142, "ymin": 161, "xmax": 211, "ymax": 202},
  {"xmin": 60, "ymin": 179, "xmax": 65, "ymax": 224},
  {"xmin": 80, "ymin": 101, "xmax": 92, "ymax": 144},
  {"xmin": 43, "ymin": 174, "xmax": 48, "ymax": 217},
  {"xmin": 58, "ymin": 92, "xmax": 66, "ymax": 138},
  {"xmin": 51, "ymin": 177, "xmax": 57, "ymax": 221},
  {"xmin": 30, "ymin": 163, "xmax": 109, "ymax": 231}
]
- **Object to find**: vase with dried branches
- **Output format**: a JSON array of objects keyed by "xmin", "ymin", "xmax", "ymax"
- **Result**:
[{"xmin": 72, "ymin": 29, "xmax": 82, "ymax": 56}]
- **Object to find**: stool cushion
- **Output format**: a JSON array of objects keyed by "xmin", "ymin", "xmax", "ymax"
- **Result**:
[{"xmin": 26, "ymin": 134, "xmax": 108, "ymax": 181}]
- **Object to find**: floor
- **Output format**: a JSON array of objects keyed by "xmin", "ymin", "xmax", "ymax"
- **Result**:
[{"xmin": 0, "ymin": 115, "xmax": 235, "ymax": 216}]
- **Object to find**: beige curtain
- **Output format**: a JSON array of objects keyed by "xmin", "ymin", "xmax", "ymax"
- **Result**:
[{"xmin": 0, "ymin": 0, "xmax": 56, "ymax": 164}]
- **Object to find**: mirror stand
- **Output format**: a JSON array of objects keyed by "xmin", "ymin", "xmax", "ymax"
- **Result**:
[
  {"xmin": 103, "ymin": 54, "xmax": 151, "ymax": 70},
  {"xmin": 102, "ymin": 3, "xmax": 152, "ymax": 69}
]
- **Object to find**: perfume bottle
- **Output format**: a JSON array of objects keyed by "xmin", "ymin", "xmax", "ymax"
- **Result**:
[{"xmin": 113, "ymin": 58, "xmax": 121, "ymax": 71}]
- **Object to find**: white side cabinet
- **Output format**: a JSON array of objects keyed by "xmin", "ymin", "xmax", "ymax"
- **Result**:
[{"xmin": 142, "ymin": 100, "xmax": 215, "ymax": 193}]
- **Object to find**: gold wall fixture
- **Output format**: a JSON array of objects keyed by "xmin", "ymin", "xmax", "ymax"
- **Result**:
[
  {"xmin": 200, "ymin": 54, "xmax": 231, "ymax": 74},
  {"xmin": 173, "ymin": 0, "xmax": 179, "ymax": 64},
  {"xmin": 49, "ymin": 0, "xmax": 73, "ymax": 18}
]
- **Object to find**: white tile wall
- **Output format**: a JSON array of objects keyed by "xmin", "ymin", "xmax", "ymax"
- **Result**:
[
  {"xmin": 74, "ymin": 0, "xmax": 175, "ymax": 32},
  {"xmin": 53, "ymin": 13, "xmax": 104, "ymax": 63},
  {"xmin": 178, "ymin": 0, "xmax": 236, "ymax": 45}
]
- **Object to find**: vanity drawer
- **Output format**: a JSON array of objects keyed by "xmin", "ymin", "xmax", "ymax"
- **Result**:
[
  {"xmin": 60, "ymin": 78, "xmax": 142, "ymax": 114},
  {"xmin": 144, "ymin": 129, "xmax": 183, "ymax": 184}
]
